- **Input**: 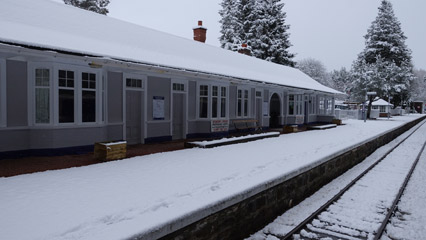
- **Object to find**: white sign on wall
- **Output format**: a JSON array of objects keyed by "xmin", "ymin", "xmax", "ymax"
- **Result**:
[
  {"xmin": 263, "ymin": 102, "xmax": 269, "ymax": 116},
  {"xmin": 295, "ymin": 115, "xmax": 304, "ymax": 124},
  {"xmin": 211, "ymin": 119, "xmax": 229, "ymax": 132},
  {"xmin": 153, "ymin": 96, "xmax": 165, "ymax": 120}
]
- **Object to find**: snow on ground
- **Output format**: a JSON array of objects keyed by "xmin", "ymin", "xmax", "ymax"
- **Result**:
[
  {"xmin": 0, "ymin": 115, "xmax": 423, "ymax": 240},
  {"xmin": 247, "ymin": 118, "xmax": 425, "ymax": 240},
  {"xmin": 383, "ymin": 139, "xmax": 426, "ymax": 239}
]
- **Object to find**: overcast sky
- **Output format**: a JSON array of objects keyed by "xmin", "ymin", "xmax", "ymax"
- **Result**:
[{"xmin": 105, "ymin": 1, "xmax": 423, "ymax": 71}]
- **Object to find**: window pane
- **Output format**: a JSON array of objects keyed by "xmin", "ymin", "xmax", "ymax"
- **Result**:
[
  {"xmin": 212, "ymin": 86, "xmax": 218, "ymax": 96},
  {"xmin": 237, "ymin": 99, "xmax": 242, "ymax": 117},
  {"xmin": 244, "ymin": 90, "xmax": 248, "ymax": 99},
  {"xmin": 221, "ymin": 87, "xmax": 226, "ymax": 97},
  {"xmin": 221, "ymin": 98, "xmax": 226, "ymax": 118},
  {"xmin": 244, "ymin": 99, "xmax": 248, "ymax": 116},
  {"xmin": 59, "ymin": 89, "xmax": 74, "ymax": 123},
  {"xmin": 126, "ymin": 78, "xmax": 132, "ymax": 87},
  {"xmin": 89, "ymin": 81, "xmax": 96, "ymax": 89},
  {"xmin": 35, "ymin": 88, "xmax": 49, "ymax": 123},
  {"xmin": 199, "ymin": 97, "xmax": 208, "ymax": 118},
  {"xmin": 59, "ymin": 70, "xmax": 66, "ymax": 79},
  {"xmin": 212, "ymin": 97, "xmax": 218, "ymax": 118},
  {"xmin": 238, "ymin": 90, "xmax": 242, "ymax": 99},
  {"xmin": 200, "ymin": 85, "xmax": 208, "ymax": 96},
  {"xmin": 59, "ymin": 78, "xmax": 66, "ymax": 87},
  {"xmin": 67, "ymin": 71, "xmax": 74, "ymax": 79},
  {"xmin": 82, "ymin": 90, "xmax": 96, "ymax": 122},
  {"xmin": 36, "ymin": 69, "xmax": 49, "ymax": 86},
  {"xmin": 59, "ymin": 70, "xmax": 74, "ymax": 88},
  {"xmin": 289, "ymin": 102, "xmax": 294, "ymax": 115}
]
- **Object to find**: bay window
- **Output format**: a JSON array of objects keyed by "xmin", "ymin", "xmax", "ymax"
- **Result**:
[
  {"xmin": 198, "ymin": 84, "xmax": 227, "ymax": 119},
  {"xmin": 237, "ymin": 88, "xmax": 249, "ymax": 117}
]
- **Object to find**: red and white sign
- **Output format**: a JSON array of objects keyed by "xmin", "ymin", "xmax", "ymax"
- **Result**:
[{"xmin": 211, "ymin": 119, "xmax": 229, "ymax": 132}]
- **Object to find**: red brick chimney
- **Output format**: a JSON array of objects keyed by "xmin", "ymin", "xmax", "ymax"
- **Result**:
[
  {"xmin": 193, "ymin": 21, "xmax": 207, "ymax": 43},
  {"xmin": 238, "ymin": 43, "xmax": 251, "ymax": 56}
]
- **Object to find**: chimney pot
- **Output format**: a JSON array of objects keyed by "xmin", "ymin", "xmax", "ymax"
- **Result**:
[
  {"xmin": 193, "ymin": 20, "xmax": 207, "ymax": 43},
  {"xmin": 238, "ymin": 43, "xmax": 251, "ymax": 56}
]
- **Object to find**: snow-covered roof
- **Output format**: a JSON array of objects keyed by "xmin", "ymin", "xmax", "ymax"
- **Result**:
[
  {"xmin": 369, "ymin": 98, "xmax": 392, "ymax": 106},
  {"xmin": 0, "ymin": 0, "xmax": 340, "ymax": 94}
]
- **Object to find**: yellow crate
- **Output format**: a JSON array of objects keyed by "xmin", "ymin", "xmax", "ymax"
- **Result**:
[
  {"xmin": 283, "ymin": 125, "xmax": 298, "ymax": 133},
  {"xmin": 94, "ymin": 141, "xmax": 127, "ymax": 161},
  {"xmin": 332, "ymin": 119, "xmax": 342, "ymax": 125}
]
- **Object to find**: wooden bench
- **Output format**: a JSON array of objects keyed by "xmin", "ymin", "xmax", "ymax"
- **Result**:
[{"xmin": 232, "ymin": 119, "xmax": 261, "ymax": 132}]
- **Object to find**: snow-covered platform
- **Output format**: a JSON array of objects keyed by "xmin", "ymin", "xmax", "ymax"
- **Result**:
[
  {"xmin": 0, "ymin": 115, "xmax": 425, "ymax": 240},
  {"xmin": 185, "ymin": 132, "xmax": 280, "ymax": 148},
  {"xmin": 307, "ymin": 123, "xmax": 337, "ymax": 130}
]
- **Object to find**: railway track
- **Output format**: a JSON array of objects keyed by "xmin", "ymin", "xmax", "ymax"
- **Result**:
[{"xmin": 281, "ymin": 120, "xmax": 426, "ymax": 240}]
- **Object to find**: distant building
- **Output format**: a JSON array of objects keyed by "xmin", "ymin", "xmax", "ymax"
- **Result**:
[
  {"xmin": 0, "ymin": 0, "xmax": 340, "ymax": 157},
  {"xmin": 369, "ymin": 98, "xmax": 392, "ymax": 117}
]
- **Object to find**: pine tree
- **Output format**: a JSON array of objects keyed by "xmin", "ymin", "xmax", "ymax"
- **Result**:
[
  {"xmin": 350, "ymin": 0, "xmax": 414, "ymax": 115},
  {"xmin": 249, "ymin": 0, "xmax": 295, "ymax": 66},
  {"xmin": 64, "ymin": 0, "xmax": 110, "ymax": 15},
  {"xmin": 330, "ymin": 67, "xmax": 352, "ymax": 94},
  {"xmin": 219, "ymin": 0, "xmax": 241, "ymax": 51},
  {"xmin": 218, "ymin": 0, "xmax": 295, "ymax": 67}
]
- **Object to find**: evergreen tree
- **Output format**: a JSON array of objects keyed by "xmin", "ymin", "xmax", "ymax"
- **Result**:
[
  {"xmin": 237, "ymin": 0, "xmax": 256, "ymax": 47},
  {"xmin": 218, "ymin": 0, "xmax": 295, "ymax": 67},
  {"xmin": 64, "ymin": 0, "xmax": 110, "ymax": 15},
  {"xmin": 249, "ymin": 0, "xmax": 295, "ymax": 66},
  {"xmin": 219, "ymin": 0, "xmax": 241, "ymax": 51},
  {"xmin": 350, "ymin": 0, "xmax": 414, "ymax": 116},
  {"xmin": 330, "ymin": 67, "xmax": 352, "ymax": 95}
]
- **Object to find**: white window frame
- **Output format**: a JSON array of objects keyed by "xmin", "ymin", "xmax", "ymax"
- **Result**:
[
  {"xmin": 28, "ymin": 63, "xmax": 104, "ymax": 127},
  {"xmin": 81, "ymin": 71, "xmax": 98, "ymax": 123},
  {"xmin": 196, "ymin": 82, "xmax": 228, "ymax": 120},
  {"xmin": 34, "ymin": 68, "xmax": 53, "ymax": 125},
  {"xmin": 288, "ymin": 94, "xmax": 295, "ymax": 116},
  {"xmin": 0, "ymin": 59, "xmax": 6, "ymax": 127},
  {"xmin": 296, "ymin": 95, "xmax": 303, "ymax": 115},
  {"xmin": 236, "ymin": 87, "xmax": 250, "ymax": 118},
  {"xmin": 309, "ymin": 95, "xmax": 316, "ymax": 114},
  {"xmin": 319, "ymin": 96, "xmax": 325, "ymax": 115}
]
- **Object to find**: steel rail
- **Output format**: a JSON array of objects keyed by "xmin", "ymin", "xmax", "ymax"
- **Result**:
[
  {"xmin": 373, "ymin": 136, "xmax": 426, "ymax": 239},
  {"xmin": 282, "ymin": 119, "xmax": 426, "ymax": 240}
]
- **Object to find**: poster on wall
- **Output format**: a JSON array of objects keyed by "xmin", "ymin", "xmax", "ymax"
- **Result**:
[
  {"xmin": 263, "ymin": 102, "xmax": 269, "ymax": 116},
  {"xmin": 211, "ymin": 119, "xmax": 229, "ymax": 132},
  {"xmin": 295, "ymin": 115, "xmax": 304, "ymax": 124},
  {"xmin": 153, "ymin": 96, "xmax": 165, "ymax": 120}
]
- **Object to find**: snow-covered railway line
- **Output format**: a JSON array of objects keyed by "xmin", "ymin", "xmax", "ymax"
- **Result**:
[{"xmin": 282, "ymin": 120, "xmax": 426, "ymax": 240}]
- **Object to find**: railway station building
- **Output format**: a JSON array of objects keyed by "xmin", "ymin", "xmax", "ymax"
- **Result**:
[{"xmin": 0, "ymin": 0, "xmax": 340, "ymax": 156}]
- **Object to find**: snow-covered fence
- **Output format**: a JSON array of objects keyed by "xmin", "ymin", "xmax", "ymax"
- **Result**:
[
  {"xmin": 370, "ymin": 109, "xmax": 380, "ymax": 119},
  {"xmin": 335, "ymin": 109, "xmax": 380, "ymax": 120},
  {"xmin": 334, "ymin": 109, "xmax": 360, "ymax": 120},
  {"xmin": 391, "ymin": 107, "xmax": 403, "ymax": 116}
]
